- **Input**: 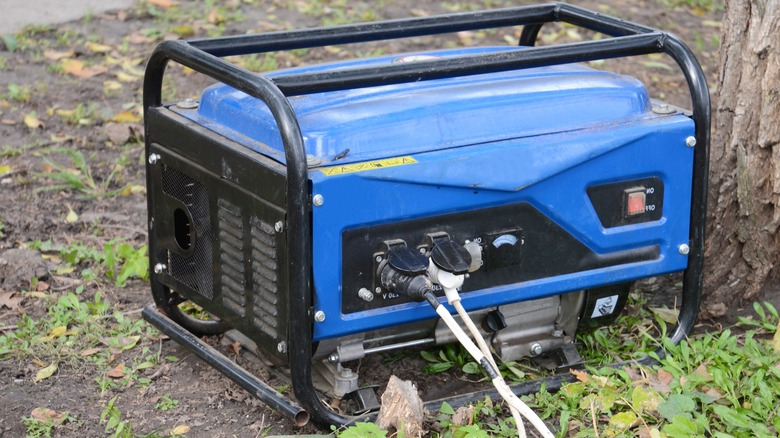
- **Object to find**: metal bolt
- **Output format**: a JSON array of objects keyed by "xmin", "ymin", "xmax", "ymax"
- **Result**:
[
  {"xmin": 312, "ymin": 194, "xmax": 324, "ymax": 207},
  {"xmin": 274, "ymin": 221, "xmax": 284, "ymax": 233},
  {"xmin": 530, "ymin": 342, "xmax": 543, "ymax": 356},
  {"xmin": 358, "ymin": 288, "xmax": 374, "ymax": 302},
  {"xmin": 685, "ymin": 136, "xmax": 697, "ymax": 147},
  {"xmin": 419, "ymin": 248, "xmax": 426, "ymax": 254},
  {"xmin": 375, "ymin": 255, "xmax": 383, "ymax": 263},
  {"xmin": 148, "ymin": 153, "xmax": 161, "ymax": 165},
  {"xmin": 176, "ymin": 98, "xmax": 199, "ymax": 109},
  {"xmin": 314, "ymin": 310, "xmax": 326, "ymax": 322},
  {"xmin": 678, "ymin": 244, "xmax": 690, "ymax": 255},
  {"xmin": 306, "ymin": 154, "xmax": 322, "ymax": 166},
  {"xmin": 375, "ymin": 287, "xmax": 382, "ymax": 293},
  {"xmin": 277, "ymin": 341, "xmax": 287, "ymax": 354},
  {"xmin": 153, "ymin": 263, "xmax": 167, "ymax": 274},
  {"xmin": 328, "ymin": 353, "xmax": 340, "ymax": 363}
]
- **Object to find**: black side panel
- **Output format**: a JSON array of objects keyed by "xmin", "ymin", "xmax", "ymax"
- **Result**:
[{"xmin": 147, "ymin": 108, "xmax": 290, "ymax": 363}]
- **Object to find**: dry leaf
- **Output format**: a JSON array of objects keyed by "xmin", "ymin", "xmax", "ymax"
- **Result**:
[
  {"xmin": 48, "ymin": 326, "xmax": 67, "ymax": 338},
  {"xmin": 112, "ymin": 111, "xmax": 141, "ymax": 123},
  {"xmin": 570, "ymin": 368, "xmax": 590, "ymax": 383},
  {"xmin": 24, "ymin": 113, "xmax": 43, "ymax": 129},
  {"xmin": 35, "ymin": 281, "xmax": 49, "ymax": 292},
  {"xmin": 34, "ymin": 362, "xmax": 58, "ymax": 382},
  {"xmin": 229, "ymin": 340, "xmax": 241, "ymax": 355},
  {"xmin": 80, "ymin": 347, "xmax": 101, "ymax": 357},
  {"xmin": 60, "ymin": 59, "xmax": 108, "ymax": 78},
  {"xmin": 148, "ymin": 0, "xmax": 177, "ymax": 7},
  {"xmin": 107, "ymin": 363, "xmax": 126, "ymax": 378},
  {"xmin": 103, "ymin": 80, "xmax": 123, "ymax": 91},
  {"xmin": 0, "ymin": 290, "xmax": 24, "ymax": 311},
  {"xmin": 0, "ymin": 119, "xmax": 17, "ymax": 125},
  {"xmin": 170, "ymin": 425, "xmax": 190, "ymax": 435},
  {"xmin": 65, "ymin": 206, "xmax": 79, "ymax": 224},
  {"xmin": 0, "ymin": 165, "xmax": 11, "ymax": 174},
  {"xmin": 85, "ymin": 41, "xmax": 112, "ymax": 53},
  {"xmin": 43, "ymin": 50, "xmax": 75, "ymax": 60},
  {"xmin": 31, "ymin": 407, "xmax": 65, "ymax": 422}
]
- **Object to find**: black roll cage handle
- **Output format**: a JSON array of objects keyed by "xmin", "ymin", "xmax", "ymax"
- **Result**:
[{"xmin": 143, "ymin": 2, "xmax": 709, "ymax": 427}]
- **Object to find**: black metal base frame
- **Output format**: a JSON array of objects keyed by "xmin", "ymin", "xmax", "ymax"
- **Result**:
[{"xmin": 143, "ymin": 2, "xmax": 710, "ymax": 427}]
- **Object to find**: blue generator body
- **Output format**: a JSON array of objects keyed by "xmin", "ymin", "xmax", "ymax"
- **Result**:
[{"xmin": 142, "ymin": 3, "xmax": 709, "ymax": 426}]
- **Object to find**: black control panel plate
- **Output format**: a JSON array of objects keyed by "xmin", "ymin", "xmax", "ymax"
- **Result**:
[{"xmin": 341, "ymin": 202, "xmax": 658, "ymax": 314}]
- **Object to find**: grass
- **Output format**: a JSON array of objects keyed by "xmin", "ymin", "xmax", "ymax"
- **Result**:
[
  {"xmin": 394, "ymin": 297, "xmax": 780, "ymax": 437},
  {"xmin": 34, "ymin": 148, "xmax": 125, "ymax": 199}
]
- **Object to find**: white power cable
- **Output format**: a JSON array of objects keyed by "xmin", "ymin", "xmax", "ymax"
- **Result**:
[
  {"xmin": 432, "ymin": 302, "xmax": 555, "ymax": 438},
  {"xmin": 452, "ymin": 299, "xmax": 526, "ymax": 438}
]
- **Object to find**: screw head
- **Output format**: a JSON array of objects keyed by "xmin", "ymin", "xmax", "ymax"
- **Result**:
[
  {"xmin": 148, "ymin": 153, "xmax": 161, "ymax": 165},
  {"xmin": 312, "ymin": 194, "xmax": 324, "ymax": 207},
  {"xmin": 314, "ymin": 310, "xmax": 326, "ymax": 322},
  {"xmin": 685, "ymin": 136, "xmax": 697, "ymax": 147},
  {"xmin": 678, "ymin": 244, "xmax": 690, "ymax": 255},
  {"xmin": 176, "ymin": 98, "xmax": 199, "ymax": 109},
  {"xmin": 277, "ymin": 341, "xmax": 287, "ymax": 353},
  {"xmin": 530, "ymin": 342, "xmax": 543, "ymax": 356},
  {"xmin": 153, "ymin": 263, "xmax": 167, "ymax": 274},
  {"xmin": 306, "ymin": 154, "xmax": 322, "ymax": 166},
  {"xmin": 375, "ymin": 255, "xmax": 383, "ymax": 263},
  {"xmin": 358, "ymin": 288, "xmax": 374, "ymax": 302},
  {"xmin": 375, "ymin": 287, "xmax": 382, "ymax": 293},
  {"xmin": 274, "ymin": 221, "xmax": 284, "ymax": 233},
  {"xmin": 328, "ymin": 353, "xmax": 340, "ymax": 363}
]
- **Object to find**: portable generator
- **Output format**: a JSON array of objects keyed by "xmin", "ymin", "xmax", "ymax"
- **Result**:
[{"xmin": 142, "ymin": 3, "xmax": 709, "ymax": 427}]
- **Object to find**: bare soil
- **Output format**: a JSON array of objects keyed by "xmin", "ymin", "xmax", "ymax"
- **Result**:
[{"xmin": 0, "ymin": 1, "xmax": 731, "ymax": 437}]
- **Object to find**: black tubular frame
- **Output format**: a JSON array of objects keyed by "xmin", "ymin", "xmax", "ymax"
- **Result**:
[{"xmin": 143, "ymin": 2, "xmax": 709, "ymax": 427}]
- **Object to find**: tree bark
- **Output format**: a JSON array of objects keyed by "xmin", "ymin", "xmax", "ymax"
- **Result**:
[{"xmin": 703, "ymin": 0, "xmax": 780, "ymax": 317}]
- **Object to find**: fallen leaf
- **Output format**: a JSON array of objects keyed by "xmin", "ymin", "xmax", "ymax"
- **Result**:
[
  {"xmin": 80, "ymin": 347, "xmax": 101, "ymax": 357},
  {"xmin": 65, "ymin": 206, "xmax": 79, "ymax": 224},
  {"xmin": 120, "ymin": 184, "xmax": 146, "ymax": 196},
  {"xmin": 31, "ymin": 407, "xmax": 65, "ymax": 422},
  {"xmin": 31, "ymin": 358, "xmax": 46, "ymax": 367},
  {"xmin": 650, "ymin": 306, "xmax": 680, "ymax": 324},
  {"xmin": 0, "ymin": 119, "xmax": 17, "ymax": 125},
  {"xmin": 60, "ymin": 59, "xmax": 107, "ymax": 78},
  {"xmin": 0, "ymin": 165, "xmax": 11, "ymax": 174},
  {"xmin": 148, "ymin": 0, "xmax": 177, "ymax": 8},
  {"xmin": 43, "ymin": 49, "xmax": 75, "ymax": 60},
  {"xmin": 112, "ymin": 111, "xmax": 141, "ymax": 123},
  {"xmin": 24, "ymin": 112, "xmax": 43, "ymax": 129},
  {"xmin": 230, "ymin": 340, "xmax": 241, "ymax": 355},
  {"xmin": 115, "ymin": 71, "xmax": 140, "ymax": 82},
  {"xmin": 0, "ymin": 290, "xmax": 24, "ymax": 311},
  {"xmin": 107, "ymin": 363, "xmax": 126, "ymax": 378},
  {"xmin": 170, "ymin": 425, "xmax": 190, "ymax": 435},
  {"xmin": 35, "ymin": 281, "xmax": 49, "ymax": 292},
  {"xmin": 34, "ymin": 362, "xmax": 58, "ymax": 382},
  {"xmin": 100, "ymin": 335, "xmax": 141, "ymax": 351},
  {"xmin": 48, "ymin": 326, "xmax": 67, "ymax": 338},
  {"xmin": 103, "ymin": 80, "xmax": 123, "ymax": 91},
  {"xmin": 570, "ymin": 368, "xmax": 590, "ymax": 383},
  {"xmin": 24, "ymin": 291, "xmax": 49, "ymax": 299},
  {"xmin": 85, "ymin": 41, "xmax": 112, "ymax": 53}
]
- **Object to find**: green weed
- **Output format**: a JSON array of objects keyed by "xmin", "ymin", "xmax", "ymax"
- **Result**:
[
  {"xmin": 6, "ymin": 82, "xmax": 32, "ymax": 102},
  {"xmin": 154, "ymin": 394, "xmax": 179, "ymax": 412},
  {"xmin": 35, "ymin": 148, "xmax": 124, "ymax": 199}
]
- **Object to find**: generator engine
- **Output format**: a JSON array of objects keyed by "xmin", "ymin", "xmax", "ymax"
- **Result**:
[{"xmin": 142, "ymin": 3, "xmax": 709, "ymax": 427}]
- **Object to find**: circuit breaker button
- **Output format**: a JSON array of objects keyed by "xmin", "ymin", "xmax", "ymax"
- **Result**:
[{"xmin": 624, "ymin": 188, "xmax": 646, "ymax": 217}]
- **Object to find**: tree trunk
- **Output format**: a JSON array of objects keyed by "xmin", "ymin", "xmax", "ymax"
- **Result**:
[{"xmin": 703, "ymin": 0, "xmax": 780, "ymax": 317}]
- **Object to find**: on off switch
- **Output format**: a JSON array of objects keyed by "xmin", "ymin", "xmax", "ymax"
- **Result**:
[{"xmin": 624, "ymin": 187, "xmax": 646, "ymax": 217}]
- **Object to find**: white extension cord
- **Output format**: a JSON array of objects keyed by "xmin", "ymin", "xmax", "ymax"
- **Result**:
[{"xmin": 427, "ymin": 287, "xmax": 556, "ymax": 438}]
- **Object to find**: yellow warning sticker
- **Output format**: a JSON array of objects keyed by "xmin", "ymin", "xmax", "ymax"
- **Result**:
[{"xmin": 320, "ymin": 156, "xmax": 418, "ymax": 176}]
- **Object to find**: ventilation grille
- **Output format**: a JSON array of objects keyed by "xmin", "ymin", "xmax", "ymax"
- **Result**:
[
  {"xmin": 250, "ymin": 217, "xmax": 279, "ymax": 338},
  {"xmin": 217, "ymin": 199, "xmax": 246, "ymax": 317},
  {"xmin": 162, "ymin": 165, "xmax": 213, "ymax": 299}
]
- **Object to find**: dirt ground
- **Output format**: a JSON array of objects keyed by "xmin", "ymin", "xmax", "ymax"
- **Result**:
[{"xmin": 0, "ymin": 0, "xmax": 726, "ymax": 436}]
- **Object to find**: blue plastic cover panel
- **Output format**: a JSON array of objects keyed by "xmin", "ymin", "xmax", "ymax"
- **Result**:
[{"xmin": 185, "ymin": 46, "xmax": 652, "ymax": 166}]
